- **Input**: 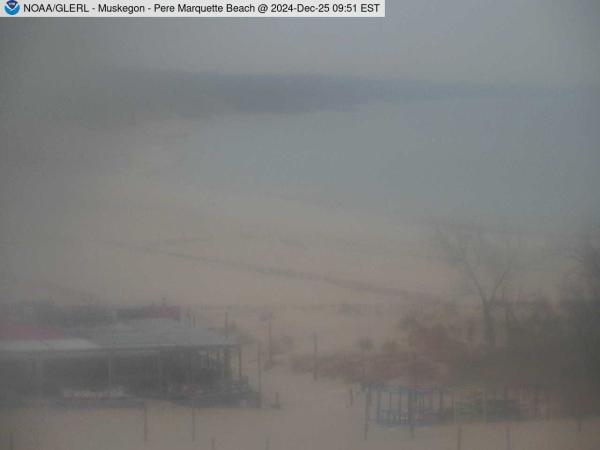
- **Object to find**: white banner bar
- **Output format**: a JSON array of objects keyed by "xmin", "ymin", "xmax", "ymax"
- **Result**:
[{"xmin": 2, "ymin": 0, "xmax": 385, "ymax": 17}]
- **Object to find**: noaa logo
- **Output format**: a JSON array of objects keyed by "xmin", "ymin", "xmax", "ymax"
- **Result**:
[{"xmin": 4, "ymin": 0, "xmax": 20, "ymax": 15}]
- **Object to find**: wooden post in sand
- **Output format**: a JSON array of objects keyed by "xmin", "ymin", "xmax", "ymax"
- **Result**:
[
  {"xmin": 505, "ymin": 422, "xmax": 512, "ymax": 450},
  {"xmin": 533, "ymin": 385, "xmax": 540, "ymax": 419},
  {"xmin": 312, "ymin": 333, "xmax": 318, "ymax": 381},
  {"xmin": 452, "ymin": 391, "xmax": 457, "ymax": 423},
  {"xmin": 407, "ymin": 390, "xmax": 412, "ymax": 434},
  {"xmin": 409, "ymin": 352, "xmax": 417, "ymax": 437},
  {"xmin": 257, "ymin": 342, "xmax": 263, "ymax": 408},
  {"xmin": 439, "ymin": 389, "xmax": 444, "ymax": 417},
  {"xmin": 483, "ymin": 389, "xmax": 488, "ymax": 422},
  {"xmin": 428, "ymin": 390, "xmax": 433, "ymax": 413},
  {"xmin": 482, "ymin": 388, "xmax": 487, "ymax": 422},
  {"xmin": 143, "ymin": 403, "xmax": 148, "ymax": 442},
  {"xmin": 191, "ymin": 407, "xmax": 196, "ymax": 442},
  {"xmin": 364, "ymin": 385, "xmax": 371, "ymax": 440},
  {"xmin": 267, "ymin": 316, "xmax": 273, "ymax": 366},
  {"xmin": 375, "ymin": 388, "xmax": 381, "ymax": 423},
  {"xmin": 211, "ymin": 436, "xmax": 216, "ymax": 450},
  {"xmin": 275, "ymin": 391, "xmax": 280, "ymax": 407},
  {"xmin": 9, "ymin": 431, "xmax": 14, "ymax": 450},
  {"xmin": 397, "ymin": 387, "xmax": 403, "ymax": 424},
  {"xmin": 456, "ymin": 426, "xmax": 463, "ymax": 450}
]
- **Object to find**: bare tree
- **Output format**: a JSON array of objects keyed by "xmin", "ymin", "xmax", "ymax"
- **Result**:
[
  {"xmin": 432, "ymin": 223, "xmax": 519, "ymax": 348},
  {"xmin": 570, "ymin": 227, "xmax": 600, "ymax": 300},
  {"xmin": 562, "ymin": 225, "xmax": 600, "ymax": 382}
]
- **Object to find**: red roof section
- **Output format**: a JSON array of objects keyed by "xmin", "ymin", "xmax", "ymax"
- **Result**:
[
  {"xmin": 0, "ymin": 322, "xmax": 67, "ymax": 340},
  {"xmin": 140, "ymin": 305, "xmax": 181, "ymax": 321}
]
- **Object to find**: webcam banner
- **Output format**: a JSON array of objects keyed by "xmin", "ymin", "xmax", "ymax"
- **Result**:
[{"xmin": 2, "ymin": 0, "xmax": 385, "ymax": 17}]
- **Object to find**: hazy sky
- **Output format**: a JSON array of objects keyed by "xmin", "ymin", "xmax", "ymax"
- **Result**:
[{"xmin": 0, "ymin": 1, "xmax": 599, "ymax": 305}]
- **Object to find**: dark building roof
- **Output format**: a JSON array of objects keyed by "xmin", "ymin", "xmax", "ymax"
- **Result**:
[
  {"xmin": 0, "ymin": 318, "xmax": 235, "ymax": 358},
  {"xmin": 78, "ymin": 318, "xmax": 236, "ymax": 351}
]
